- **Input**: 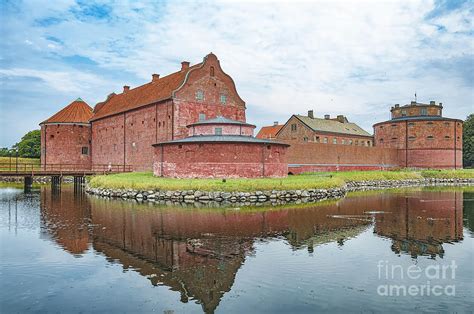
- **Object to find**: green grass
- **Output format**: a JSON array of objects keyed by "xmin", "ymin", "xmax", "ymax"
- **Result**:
[
  {"xmin": 0, "ymin": 157, "xmax": 40, "ymax": 172},
  {"xmin": 88, "ymin": 169, "xmax": 473, "ymax": 192},
  {"xmin": 0, "ymin": 157, "xmax": 40, "ymax": 164}
]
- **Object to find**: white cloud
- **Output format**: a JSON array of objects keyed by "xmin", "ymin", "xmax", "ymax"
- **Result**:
[
  {"xmin": 0, "ymin": 68, "xmax": 107, "ymax": 93},
  {"xmin": 0, "ymin": 0, "xmax": 473, "ymax": 146}
]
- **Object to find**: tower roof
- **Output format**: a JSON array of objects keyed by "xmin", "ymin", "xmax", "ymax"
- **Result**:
[
  {"xmin": 41, "ymin": 98, "xmax": 93, "ymax": 124},
  {"xmin": 187, "ymin": 116, "xmax": 255, "ymax": 127}
]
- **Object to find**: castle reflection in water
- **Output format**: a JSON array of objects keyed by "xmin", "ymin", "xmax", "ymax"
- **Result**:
[{"xmin": 39, "ymin": 187, "xmax": 468, "ymax": 314}]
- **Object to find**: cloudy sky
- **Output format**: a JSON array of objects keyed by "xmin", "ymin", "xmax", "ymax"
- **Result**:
[{"xmin": 0, "ymin": 0, "xmax": 473, "ymax": 147}]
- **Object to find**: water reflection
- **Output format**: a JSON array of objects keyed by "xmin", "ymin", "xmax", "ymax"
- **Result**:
[{"xmin": 31, "ymin": 187, "xmax": 470, "ymax": 313}]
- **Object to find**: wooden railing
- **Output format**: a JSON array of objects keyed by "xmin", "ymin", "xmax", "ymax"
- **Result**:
[{"xmin": 0, "ymin": 163, "xmax": 133, "ymax": 174}]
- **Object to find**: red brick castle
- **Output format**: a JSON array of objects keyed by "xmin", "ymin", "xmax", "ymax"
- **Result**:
[{"xmin": 40, "ymin": 53, "xmax": 463, "ymax": 177}]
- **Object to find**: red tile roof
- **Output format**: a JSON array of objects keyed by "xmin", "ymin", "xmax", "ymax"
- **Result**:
[
  {"xmin": 256, "ymin": 124, "xmax": 284, "ymax": 139},
  {"xmin": 41, "ymin": 98, "xmax": 93, "ymax": 124},
  {"xmin": 91, "ymin": 63, "xmax": 202, "ymax": 121}
]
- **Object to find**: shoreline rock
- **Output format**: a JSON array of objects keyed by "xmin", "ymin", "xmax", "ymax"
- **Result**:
[{"xmin": 84, "ymin": 178, "xmax": 474, "ymax": 207}]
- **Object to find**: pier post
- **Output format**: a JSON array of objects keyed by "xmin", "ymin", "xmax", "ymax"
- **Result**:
[
  {"xmin": 51, "ymin": 175, "xmax": 62, "ymax": 191},
  {"xmin": 73, "ymin": 176, "xmax": 85, "ymax": 192},
  {"xmin": 24, "ymin": 176, "xmax": 33, "ymax": 192}
]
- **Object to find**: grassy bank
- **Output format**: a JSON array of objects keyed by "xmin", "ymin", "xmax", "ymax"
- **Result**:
[
  {"xmin": 88, "ymin": 169, "xmax": 473, "ymax": 192},
  {"xmin": 0, "ymin": 157, "xmax": 40, "ymax": 164}
]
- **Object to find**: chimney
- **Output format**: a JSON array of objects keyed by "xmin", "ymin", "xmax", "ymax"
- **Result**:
[
  {"xmin": 308, "ymin": 110, "xmax": 314, "ymax": 119},
  {"xmin": 273, "ymin": 121, "xmax": 279, "ymax": 126},
  {"xmin": 181, "ymin": 61, "xmax": 190, "ymax": 70},
  {"xmin": 324, "ymin": 114, "xmax": 330, "ymax": 120},
  {"xmin": 430, "ymin": 100, "xmax": 435, "ymax": 105},
  {"xmin": 395, "ymin": 104, "xmax": 399, "ymax": 108},
  {"xmin": 123, "ymin": 85, "xmax": 130, "ymax": 93},
  {"xmin": 152, "ymin": 74, "xmax": 160, "ymax": 82},
  {"xmin": 336, "ymin": 115, "xmax": 346, "ymax": 123}
]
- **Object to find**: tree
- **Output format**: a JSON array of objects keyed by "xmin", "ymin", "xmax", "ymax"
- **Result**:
[
  {"xmin": 0, "ymin": 147, "xmax": 9, "ymax": 157},
  {"xmin": 12, "ymin": 130, "xmax": 41, "ymax": 158},
  {"xmin": 463, "ymin": 114, "xmax": 474, "ymax": 168}
]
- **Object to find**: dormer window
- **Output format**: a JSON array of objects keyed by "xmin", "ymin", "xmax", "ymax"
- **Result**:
[
  {"xmin": 199, "ymin": 113, "xmax": 206, "ymax": 121},
  {"xmin": 421, "ymin": 108, "xmax": 427, "ymax": 116},
  {"xmin": 220, "ymin": 94, "xmax": 227, "ymax": 104},
  {"xmin": 196, "ymin": 90, "xmax": 204, "ymax": 101},
  {"xmin": 401, "ymin": 110, "xmax": 407, "ymax": 116}
]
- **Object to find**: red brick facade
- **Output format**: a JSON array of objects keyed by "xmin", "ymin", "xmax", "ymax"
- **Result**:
[
  {"xmin": 40, "ymin": 123, "xmax": 91, "ymax": 168},
  {"xmin": 374, "ymin": 102, "xmax": 463, "ymax": 169},
  {"xmin": 90, "ymin": 53, "xmax": 246, "ymax": 171},
  {"xmin": 154, "ymin": 141, "xmax": 288, "ymax": 178},
  {"xmin": 277, "ymin": 115, "xmax": 374, "ymax": 146}
]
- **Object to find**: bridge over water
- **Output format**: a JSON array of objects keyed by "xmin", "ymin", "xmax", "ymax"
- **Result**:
[{"xmin": 0, "ymin": 162, "xmax": 132, "ymax": 189}]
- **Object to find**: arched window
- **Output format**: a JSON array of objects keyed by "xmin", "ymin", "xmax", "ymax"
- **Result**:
[{"xmin": 210, "ymin": 66, "xmax": 215, "ymax": 76}]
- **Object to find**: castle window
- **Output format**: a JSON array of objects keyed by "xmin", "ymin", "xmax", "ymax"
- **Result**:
[
  {"xmin": 445, "ymin": 136, "xmax": 450, "ymax": 139},
  {"xmin": 427, "ymin": 135, "xmax": 434, "ymax": 140},
  {"xmin": 323, "ymin": 137, "xmax": 328, "ymax": 144},
  {"xmin": 50, "ymin": 135, "xmax": 54, "ymax": 139},
  {"xmin": 427, "ymin": 122, "xmax": 433, "ymax": 125},
  {"xmin": 196, "ymin": 90, "xmax": 204, "ymax": 101},
  {"xmin": 349, "ymin": 139, "xmax": 353, "ymax": 145},
  {"xmin": 291, "ymin": 124, "xmax": 297, "ymax": 132},
  {"xmin": 210, "ymin": 66, "xmax": 215, "ymax": 77},
  {"xmin": 444, "ymin": 122, "xmax": 450, "ymax": 126},
  {"xmin": 368, "ymin": 141, "xmax": 372, "ymax": 146},
  {"xmin": 408, "ymin": 136, "xmax": 416, "ymax": 141},
  {"xmin": 178, "ymin": 145, "xmax": 183, "ymax": 149},
  {"xmin": 81, "ymin": 147, "xmax": 89, "ymax": 155},
  {"xmin": 159, "ymin": 122, "xmax": 161, "ymax": 127},
  {"xmin": 333, "ymin": 138, "xmax": 337, "ymax": 144},
  {"xmin": 114, "ymin": 144, "xmax": 117, "ymax": 151},
  {"xmin": 391, "ymin": 124, "xmax": 397, "ymax": 127},
  {"xmin": 421, "ymin": 108, "xmax": 428, "ymax": 116},
  {"xmin": 142, "ymin": 120, "xmax": 144, "ymax": 124},
  {"xmin": 355, "ymin": 140, "xmax": 358, "ymax": 145},
  {"xmin": 408, "ymin": 122, "xmax": 415, "ymax": 127},
  {"xmin": 199, "ymin": 113, "xmax": 206, "ymax": 121},
  {"xmin": 391, "ymin": 137, "xmax": 397, "ymax": 140},
  {"xmin": 303, "ymin": 136, "xmax": 308, "ymax": 142},
  {"xmin": 379, "ymin": 126, "xmax": 383, "ymax": 129},
  {"xmin": 401, "ymin": 110, "xmax": 407, "ymax": 116},
  {"xmin": 342, "ymin": 139, "xmax": 345, "ymax": 145},
  {"xmin": 220, "ymin": 94, "xmax": 227, "ymax": 104},
  {"xmin": 79, "ymin": 125, "xmax": 83, "ymax": 128},
  {"xmin": 215, "ymin": 127, "xmax": 222, "ymax": 135},
  {"xmin": 267, "ymin": 145, "xmax": 271, "ymax": 150},
  {"xmin": 380, "ymin": 139, "xmax": 384, "ymax": 143},
  {"xmin": 315, "ymin": 136, "xmax": 320, "ymax": 143}
]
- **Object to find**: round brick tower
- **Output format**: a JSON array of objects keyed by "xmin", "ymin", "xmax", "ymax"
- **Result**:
[
  {"xmin": 40, "ymin": 98, "xmax": 93, "ymax": 169},
  {"xmin": 153, "ymin": 116, "xmax": 290, "ymax": 178},
  {"xmin": 373, "ymin": 101, "xmax": 463, "ymax": 169}
]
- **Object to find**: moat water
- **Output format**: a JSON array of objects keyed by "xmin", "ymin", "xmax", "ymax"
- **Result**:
[{"xmin": 0, "ymin": 185, "xmax": 473, "ymax": 313}]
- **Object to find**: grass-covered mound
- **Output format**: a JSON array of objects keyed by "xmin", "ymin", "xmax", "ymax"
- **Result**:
[{"xmin": 88, "ymin": 169, "xmax": 473, "ymax": 192}]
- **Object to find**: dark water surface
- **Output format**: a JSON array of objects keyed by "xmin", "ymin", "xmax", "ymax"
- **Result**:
[{"xmin": 1, "ymin": 186, "xmax": 473, "ymax": 313}]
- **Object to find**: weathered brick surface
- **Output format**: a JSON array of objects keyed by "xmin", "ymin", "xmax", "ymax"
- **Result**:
[
  {"xmin": 188, "ymin": 124, "xmax": 254, "ymax": 136},
  {"xmin": 281, "ymin": 140, "xmax": 399, "ymax": 173},
  {"xmin": 277, "ymin": 116, "xmax": 373, "ymax": 146},
  {"xmin": 173, "ymin": 54, "xmax": 246, "ymax": 139},
  {"xmin": 90, "ymin": 54, "xmax": 245, "ymax": 171},
  {"xmin": 41, "ymin": 124, "xmax": 91, "ymax": 168},
  {"xmin": 154, "ymin": 142, "xmax": 288, "ymax": 178},
  {"xmin": 374, "ymin": 118, "xmax": 463, "ymax": 168}
]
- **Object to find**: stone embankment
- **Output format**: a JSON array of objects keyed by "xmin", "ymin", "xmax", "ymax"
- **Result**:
[{"xmin": 85, "ymin": 178, "xmax": 473, "ymax": 205}]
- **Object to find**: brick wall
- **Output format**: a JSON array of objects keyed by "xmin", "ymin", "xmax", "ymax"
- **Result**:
[
  {"xmin": 91, "ymin": 100, "xmax": 174, "ymax": 171},
  {"xmin": 41, "ymin": 124, "xmax": 91, "ymax": 168},
  {"xmin": 374, "ymin": 118, "xmax": 463, "ymax": 168},
  {"xmin": 282, "ymin": 140, "xmax": 400, "ymax": 173},
  {"xmin": 188, "ymin": 124, "xmax": 254, "ymax": 136},
  {"xmin": 173, "ymin": 53, "xmax": 246, "ymax": 139},
  {"xmin": 154, "ymin": 142, "xmax": 288, "ymax": 178},
  {"xmin": 277, "ymin": 115, "xmax": 373, "ymax": 146}
]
